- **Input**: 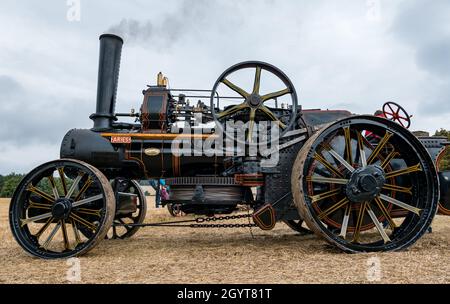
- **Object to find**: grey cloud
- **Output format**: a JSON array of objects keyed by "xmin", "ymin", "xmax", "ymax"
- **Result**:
[
  {"xmin": 391, "ymin": 0, "xmax": 450, "ymax": 78},
  {"xmin": 391, "ymin": 0, "xmax": 450, "ymax": 115},
  {"xmin": 0, "ymin": 75, "xmax": 92, "ymax": 146},
  {"xmin": 0, "ymin": 75, "xmax": 23, "ymax": 97},
  {"xmin": 416, "ymin": 40, "xmax": 450, "ymax": 78},
  {"xmin": 417, "ymin": 82, "xmax": 450, "ymax": 114},
  {"xmin": 2, "ymin": 0, "xmax": 450, "ymax": 174}
]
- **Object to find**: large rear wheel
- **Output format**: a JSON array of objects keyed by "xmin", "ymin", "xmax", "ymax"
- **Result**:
[{"xmin": 292, "ymin": 116, "xmax": 439, "ymax": 252}]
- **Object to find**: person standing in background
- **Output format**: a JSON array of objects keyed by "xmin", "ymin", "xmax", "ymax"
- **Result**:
[{"xmin": 149, "ymin": 179, "xmax": 167, "ymax": 208}]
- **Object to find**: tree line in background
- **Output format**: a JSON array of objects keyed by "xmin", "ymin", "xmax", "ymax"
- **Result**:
[
  {"xmin": 0, "ymin": 129, "xmax": 449, "ymax": 198},
  {"xmin": 0, "ymin": 173, "xmax": 25, "ymax": 198}
]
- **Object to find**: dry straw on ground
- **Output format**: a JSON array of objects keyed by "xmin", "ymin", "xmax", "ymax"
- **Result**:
[{"xmin": 0, "ymin": 198, "xmax": 449, "ymax": 284}]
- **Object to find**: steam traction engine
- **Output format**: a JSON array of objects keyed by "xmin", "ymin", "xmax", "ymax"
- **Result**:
[{"xmin": 9, "ymin": 34, "xmax": 449, "ymax": 259}]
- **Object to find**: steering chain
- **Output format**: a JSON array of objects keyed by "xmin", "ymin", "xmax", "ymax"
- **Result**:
[{"xmin": 113, "ymin": 213, "xmax": 257, "ymax": 229}]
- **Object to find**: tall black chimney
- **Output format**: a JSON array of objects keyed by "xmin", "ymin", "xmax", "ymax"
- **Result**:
[{"xmin": 90, "ymin": 34, "xmax": 123, "ymax": 131}]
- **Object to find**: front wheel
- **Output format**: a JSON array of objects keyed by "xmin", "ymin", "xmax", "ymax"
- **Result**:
[{"xmin": 9, "ymin": 159, "xmax": 115, "ymax": 259}]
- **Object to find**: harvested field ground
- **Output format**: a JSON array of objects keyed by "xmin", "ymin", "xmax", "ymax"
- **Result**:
[{"xmin": 0, "ymin": 198, "xmax": 449, "ymax": 284}]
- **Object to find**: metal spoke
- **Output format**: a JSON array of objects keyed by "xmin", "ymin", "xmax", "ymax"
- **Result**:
[
  {"xmin": 20, "ymin": 212, "xmax": 52, "ymax": 227},
  {"xmin": 72, "ymin": 194, "xmax": 103, "ymax": 208},
  {"xmin": 34, "ymin": 217, "xmax": 54, "ymax": 239},
  {"xmin": 352, "ymin": 202, "xmax": 367, "ymax": 243},
  {"xmin": 118, "ymin": 218, "xmax": 132, "ymax": 232},
  {"xmin": 65, "ymin": 173, "xmax": 83, "ymax": 199},
  {"xmin": 28, "ymin": 200, "xmax": 52, "ymax": 210},
  {"xmin": 58, "ymin": 167, "xmax": 68, "ymax": 196},
  {"xmin": 261, "ymin": 88, "xmax": 291, "ymax": 102},
  {"xmin": 343, "ymin": 127, "xmax": 353, "ymax": 164},
  {"xmin": 325, "ymin": 146, "xmax": 355, "ymax": 173},
  {"xmin": 367, "ymin": 131, "xmax": 393, "ymax": 164},
  {"xmin": 74, "ymin": 177, "xmax": 93, "ymax": 201},
  {"xmin": 221, "ymin": 79, "xmax": 249, "ymax": 98},
  {"xmin": 379, "ymin": 194, "xmax": 421, "ymax": 215},
  {"xmin": 366, "ymin": 204, "xmax": 391, "ymax": 243},
  {"xmin": 71, "ymin": 219, "xmax": 82, "ymax": 247},
  {"xmin": 259, "ymin": 105, "xmax": 286, "ymax": 129},
  {"xmin": 339, "ymin": 204, "xmax": 351, "ymax": 238},
  {"xmin": 317, "ymin": 197, "xmax": 349, "ymax": 220},
  {"xmin": 374, "ymin": 196, "xmax": 397, "ymax": 229},
  {"xmin": 310, "ymin": 188, "xmax": 341, "ymax": 203},
  {"xmin": 385, "ymin": 164, "xmax": 422, "ymax": 179},
  {"xmin": 306, "ymin": 176, "xmax": 349, "ymax": 185},
  {"xmin": 112, "ymin": 224, "xmax": 118, "ymax": 238},
  {"xmin": 61, "ymin": 220, "xmax": 70, "ymax": 250},
  {"xmin": 382, "ymin": 183, "xmax": 412, "ymax": 195},
  {"xmin": 252, "ymin": 66, "xmax": 261, "ymax": 94},
  {"xmin": 47, "ymin": 175, "xmax": 60, "ymax": 199},
  {"xmin": 357, "ymin": 132, "xmax": 367, "ymax": 167},
  {"xmin": 387, "ymin": 103, "xmax": 396, "ymax": 114},
  {"xmin": 217, "ymin": 102, "xmax": 248, "ymax": 119},
  {"xmin": 26, "ymin": 184, "xmax": 54, "ymax": 203},
  {"xmin": 313, "ymin": 152, "xmax": 344, "ymax": 178},
  {"xmin": 42, "ymin": 222, "xmax": 61, "ymax": 250},
  {"xmin": 247, "ymin": 108, "xmax": 256, "ymax": 143},
  {"xmin": 70, "ymin": 213, "xmax": 97, "ymax": 232},
  {"xmin": 75, "ymin": 207, "xmax": 102, "ymax": 217},
  {"xmin": 380, "ymin": 151, "xmax": 399, "ymax": 169}
]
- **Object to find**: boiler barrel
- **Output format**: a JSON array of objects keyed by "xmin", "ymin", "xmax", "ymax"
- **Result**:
[{"xmin": 60, "ymin": 129, "xmax": 224, "ymax": 179}]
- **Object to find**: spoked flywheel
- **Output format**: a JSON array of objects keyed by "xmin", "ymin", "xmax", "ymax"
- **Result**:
[
  {"xmin": 107, "ymin": 179, "xmax": 147, "ymax": 239},
  {"xmin": 9, "ymin": 159, "xmax": 115, "ymax": 259},
  {"xmin": 291, "ymin": 116, "xmax": 439, "ymax": 252},
  {"xmin": 210, "ymin": 61, "xmax": 298, "ymax": 144}
]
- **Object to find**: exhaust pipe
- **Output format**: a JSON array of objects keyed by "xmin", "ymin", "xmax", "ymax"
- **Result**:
[{"xmin": 90, "ymin": 34, "xmax": 123, "ymax": 131}]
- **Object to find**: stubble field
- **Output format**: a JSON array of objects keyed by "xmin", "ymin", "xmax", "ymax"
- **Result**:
[{"xmin": 0, "ymin": 198, "xmax": 449, "ymax": 284}]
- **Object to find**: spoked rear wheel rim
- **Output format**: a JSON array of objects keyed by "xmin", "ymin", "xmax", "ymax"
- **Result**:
[
  {"xmin": 9, "ymin": 159, "xmax": 115, "ymax": 259},
  {"xmin": 292, "ymin": 116, "xmax": 438, "ymax": 252}
]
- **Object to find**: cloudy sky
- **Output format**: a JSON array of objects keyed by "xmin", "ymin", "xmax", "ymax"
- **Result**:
[{"xmin": 0, "ymin": 0, "xmax": 449, "ymax": 174}]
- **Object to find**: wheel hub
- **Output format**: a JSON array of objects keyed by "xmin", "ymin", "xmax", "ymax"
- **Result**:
[
  {"xmin": 51, "ymin": 198, "xmax": 73, "ymax": 220},
  {"xmin": 247, "ymin": 93, "xmax": 262, "ymax": 107},
  {"xmin": 346, "ymin": 165, "xmax": 385, "ymax": 203}
]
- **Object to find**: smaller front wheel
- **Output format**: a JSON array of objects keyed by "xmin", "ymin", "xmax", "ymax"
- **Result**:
[
  {"xmin": 9, "ymin": 159, "xmax": 115, "ymax": 259},
  {"xmin": 107, "ymin": 179, "xmax": 147, "ymax": 239}
]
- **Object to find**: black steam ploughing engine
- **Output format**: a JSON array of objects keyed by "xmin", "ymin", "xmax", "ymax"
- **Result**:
[{"xmin": 9, "ymin": 34, "xmax": 450, "ymax": 259}]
